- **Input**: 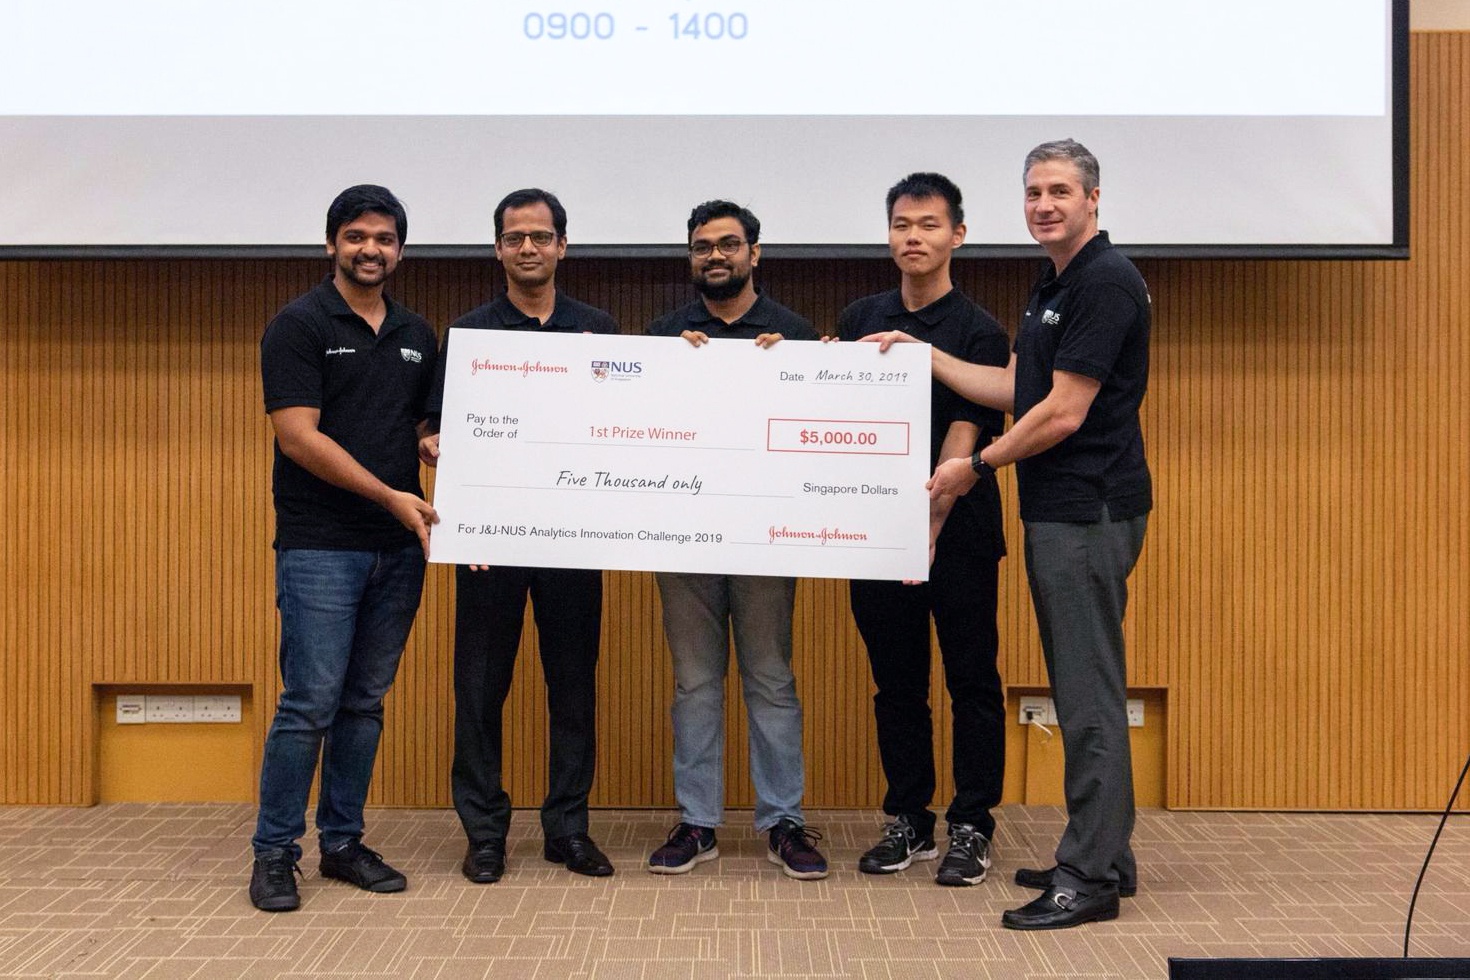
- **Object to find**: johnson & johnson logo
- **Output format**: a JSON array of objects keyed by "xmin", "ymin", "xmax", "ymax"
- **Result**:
[
  {"xmin": 471, "ymin": 358, "xmax": 569, "ymax": 377},
  {"xmin": 768, "ymin": 525, "xmax": 870, "ymax": 545}
]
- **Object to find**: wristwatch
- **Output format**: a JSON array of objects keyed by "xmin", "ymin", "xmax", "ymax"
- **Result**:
[{"xmin": 969, "ymin": 451, "xmax": 995, "ymax": 477}]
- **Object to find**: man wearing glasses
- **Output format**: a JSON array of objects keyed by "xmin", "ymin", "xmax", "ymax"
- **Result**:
[
  {"xmin": 421, "ymin": 188, "xmax": 616, "ymax": 883},
  {"xmin": 643, "ymin": 201, "xmax": 828, "ymax": 880}
]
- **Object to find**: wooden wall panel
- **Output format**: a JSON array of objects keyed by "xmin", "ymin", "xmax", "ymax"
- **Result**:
[{"xmin": 2, "ymin": 33, "xmax": 1468, "ymax": 812}]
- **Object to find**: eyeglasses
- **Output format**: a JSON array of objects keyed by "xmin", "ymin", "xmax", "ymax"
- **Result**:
[
  {"xmin": 689, "ymin": 236, "xmax": 746, "ymax": 258},
  {"xmin": 498, "ymin": 230, "xmax": 557, "ymax": 249}
]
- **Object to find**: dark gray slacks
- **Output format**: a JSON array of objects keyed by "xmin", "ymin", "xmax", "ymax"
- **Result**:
[{"xmin": 1023, "ymin": 508, "xmax": 1148, "ymax": 894}]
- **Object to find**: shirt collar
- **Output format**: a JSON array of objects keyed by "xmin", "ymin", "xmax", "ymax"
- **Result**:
[
  {"xmin": 883, "ymin": 286, "xmax": 962, "ymax": 327},
  {"xmin": 490, "ymin": 291, "xmax": 577, "ymax": 330},
  {"xmin": 317, "ymin": 277, "xmax": 407, "ymax": 334},
  {"xmin": 1044, "ymin": 230, "xmax": 1112, "ymax": 288},
  {"xmin": 688, "ymin": 290, "xmax": 775, "ymax": 329}
]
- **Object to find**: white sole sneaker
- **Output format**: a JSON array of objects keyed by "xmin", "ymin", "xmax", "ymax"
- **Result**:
[
  {"xmin": 858, "ymin": 842, "xmax": 939, "ymax": 874},
  {"xmin": 767, "ymin": 848, "xmax": 830, "ymax": 880},
  {"xmin": 647, "ymin": 845, "xmax": 719, "ymax": 875}
]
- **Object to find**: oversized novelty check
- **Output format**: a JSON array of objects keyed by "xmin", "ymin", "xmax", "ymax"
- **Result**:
[{"xmin": 429, "ymin": 331, "xmax": 932, "ymax": 580}]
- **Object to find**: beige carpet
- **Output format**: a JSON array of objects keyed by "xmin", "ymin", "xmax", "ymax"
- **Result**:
[{"xmin": 1, "ymin": 805, "xmax": 1467, "ymax": 978}]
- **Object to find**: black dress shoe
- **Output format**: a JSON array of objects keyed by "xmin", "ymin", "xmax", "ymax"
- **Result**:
[
  {"xmin": 1014, "ymin": 865, "xmax": 1137, "ymax": 898},
  {"xmin": 544, "ymin": 833, "xmax": 614, "ymax": 877},
  {"xmin": 462, "ymin": 840, "xmax": 506, "ymax": 884},
  {"xmin": 1001, "ymin": 885, "xmax": 1120, "ymax": 930}
]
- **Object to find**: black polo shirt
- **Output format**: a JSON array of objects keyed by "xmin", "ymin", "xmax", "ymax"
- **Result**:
[
  {"xmin": 426, "ymin": 291, "xmax": 618, "ymax": 421},
  {"xmin": 838, "ymin": 288, "xmax": 1010, "ymax": 560},
  {"xmin": 1014, "ymin": 231, "xmax": 1152, "ymax": 523},
  {"xmin": 646, "ymin": 292, "xmax": 818, "ymax": 343},
  {"xmin": 261, "ymin": 277, "xmax": 438, "ymax": 551}
]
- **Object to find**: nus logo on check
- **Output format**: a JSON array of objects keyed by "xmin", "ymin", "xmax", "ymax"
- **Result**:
[{"xmin": 590, "ymin": 360, "xmax": 643, "ymax": 382}]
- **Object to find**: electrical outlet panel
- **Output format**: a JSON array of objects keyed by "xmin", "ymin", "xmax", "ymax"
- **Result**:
[
  {"xmin": 116, "ymin": 695, "xmax": 147, "ymax": 724},
  {"xmin": 193, "ymin": 695, "xmax": 242, "ymax": 723},
  {"xmin": 1126, "ymin": 699, "xmax": 1145, "ymax": 728},
  {"xmin": 1018, "ymin": 696, "xmax": 1056, "ymax": 726},
  {"xmin": 144, "ymin": 696, "xmax": 195, "ymax": 723},
  {"xmin": 116, "ymin": 694, "xmax": 245, "ymax": 724}
]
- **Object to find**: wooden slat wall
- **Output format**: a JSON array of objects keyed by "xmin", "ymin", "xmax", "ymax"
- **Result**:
[{"xmin": 2, "ymin": 34, "xmax": 1467, "ymax": 811}]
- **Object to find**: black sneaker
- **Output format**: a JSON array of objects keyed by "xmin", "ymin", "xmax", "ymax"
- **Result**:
[
  {"xmin": 249, "ymin": 850, "xmax": 301, "ymax": 912},
  {"xmin": 319, "ymin": 840, "xmax": 407, "ymax": 893},
  {"xmin": 858, "ymin": 815, "xmax": 938, "ymax": 874},
  {"xmin": 648, "ymin": 823, "xmax": 718, "ymax": 875},
  {"xmin": 767, "ymin": 819, "xmax": 829, "ymax": 880},
  {"xmin": 935, "ymin": 822, "xmax": 991, "ymax": 886}
]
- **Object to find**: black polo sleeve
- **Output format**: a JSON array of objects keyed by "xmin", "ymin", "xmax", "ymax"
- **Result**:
[
  {"xmin": 261, "ymin": 310, "xmax": 325, "ymax": 414},
  {"xmin": 1053, "ymin": 280, "xmax": 1144, "ymax": 383}
]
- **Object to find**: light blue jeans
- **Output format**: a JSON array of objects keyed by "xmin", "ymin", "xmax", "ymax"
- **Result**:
[
  {"xmin": 655, "ymin": 572, "xmax": 805, "ymax": 832},
  {"xmin": 253, "ymin": 546, "xmax": 425, "ymax": 860}
]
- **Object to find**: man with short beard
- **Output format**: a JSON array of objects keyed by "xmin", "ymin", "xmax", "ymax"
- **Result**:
[
  {"xmin": 251, "ymin": 184, "xmax": 438, "ymax": 912},
  {"xmin": 642, "ymin": 200, "xmax": 828, "ymax": 880},
  {"xmin": 421, "ymin": 188, "xmax": 617, "ymax": 883}
]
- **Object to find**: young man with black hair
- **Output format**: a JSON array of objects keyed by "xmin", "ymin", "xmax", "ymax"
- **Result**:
[
  {"xmin": 643, "ymin": 200, "xmax": 829, "ymax": 880},
  {"xmin": 420, "ymin": 188, "xmax": 617, "ymax": 883},
  {"xmin": 880, "ymin": 141, "xmax": 1153, "ymax": 930},
  {"xmin": 840, "ymin": 173, "xmax": 1010, "ymax": 888},
  {"xmin": 251, "ymin": 184, "xmax": 439, "ymax": 912}
]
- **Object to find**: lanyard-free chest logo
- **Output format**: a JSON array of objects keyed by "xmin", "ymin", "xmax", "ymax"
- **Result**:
[
  {"xmin": 1042, "ymin": 309, "xmax": 1062, "ymax": 326},
  {"xmin": 401, "ymin": 348, "xmax": 423, "ymax": 363}
]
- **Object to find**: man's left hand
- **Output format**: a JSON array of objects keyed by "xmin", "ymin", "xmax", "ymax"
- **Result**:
[{"xmin": 928, "ymin": 456, "xmax": 979, "ymax": 500}]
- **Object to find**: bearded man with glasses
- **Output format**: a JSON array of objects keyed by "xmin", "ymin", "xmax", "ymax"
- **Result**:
[
  {"xmin": 420, "ymin": 187, "xmax": 618, "ymax": 884},
  {"xmin": 642, "ymin": 200, "xmax": 829, "ymax": 881}
]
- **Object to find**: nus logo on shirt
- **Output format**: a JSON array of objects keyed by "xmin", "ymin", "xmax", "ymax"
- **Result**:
[
  {"xmin": 1042, "ymin": 309, "xmax": 1062, "ymax": 326},
  {"xmin": 401, "ymin": 348, "xmax": 423, "ymax": 363}
]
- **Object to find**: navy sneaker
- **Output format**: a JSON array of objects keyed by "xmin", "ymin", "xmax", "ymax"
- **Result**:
[
  {"xmin": 767, "ymin": 819, "xmax": 829, "ymax": 880},
  {"xmin": 648, "ymin": 822, "xmax": 718, "ymax": 875}
]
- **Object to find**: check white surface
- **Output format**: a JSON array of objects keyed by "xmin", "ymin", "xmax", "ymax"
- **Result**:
[{"xmin": 430, "ymin": 331, "xmax": 932, "ymax": 580}]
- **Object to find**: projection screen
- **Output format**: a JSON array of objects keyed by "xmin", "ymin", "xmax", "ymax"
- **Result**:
[{"xmin": 0, "ymin": 0, "xmax": 1408, "ymax": 257}]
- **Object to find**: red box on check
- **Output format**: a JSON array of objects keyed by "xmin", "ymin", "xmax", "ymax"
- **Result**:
[{"xmin": 766, "ymin": 419, "xmax": 911, "ymax": 456}]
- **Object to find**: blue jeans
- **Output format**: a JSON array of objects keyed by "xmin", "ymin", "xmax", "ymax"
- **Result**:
[
  {"xmin": 253, "ymin": 546, "xmax": 426, "ymax": 860},
  {"xmin": 655, "ymin": 572, "xmax": 805, "ymax": 832}
]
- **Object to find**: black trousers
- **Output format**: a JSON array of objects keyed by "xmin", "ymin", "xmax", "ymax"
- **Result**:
[
  {"xmin": 450, "ymin": 564, "xmax": 602, "ymax": 843},
  {"xmin": 850, "ymin": 533, "xmax": 1004, "ymax": 841}
]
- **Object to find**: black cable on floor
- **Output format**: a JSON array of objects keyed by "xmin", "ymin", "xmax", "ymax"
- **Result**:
[{"xmin": 1403, "ymin": 744, "xmax": 1470, "ymax": 957}]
